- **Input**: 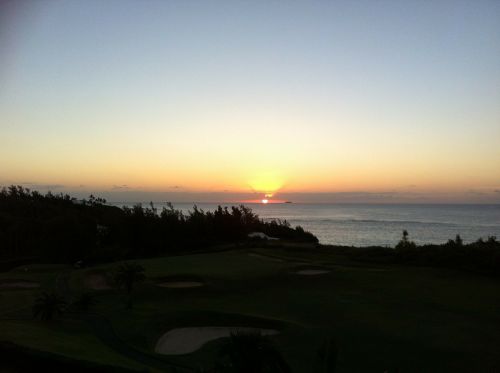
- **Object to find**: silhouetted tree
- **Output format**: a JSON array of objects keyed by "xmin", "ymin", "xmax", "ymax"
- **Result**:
[
  {"xmin": 114, "ymin": 262, "xmax": 145, "ymax": 308},
  {"xmin": 0, "ymin": 186, "xmax": 318, "ymax": 263},
  {"xmin": 32, "ymin": 292, "xmax": 67, "ymax": 321},
  {"xmin": 447, "ymin": 234, "xmax": 463, "ymax": 247},
  {"xmin": 313, "ymin": 338, "xmax": 338, "ymax": 373},
  {"xmin": 115, "ymin": 262, "xmax": 145, "ymax": 294},
  {"xmin": 216, "ymin": 330, "xmax": 291, "ymax": 373},
  {"xmin": 395, "ymin": 230, "xmax": 416, "ymax": 250},
  {"xmin": 70, "ymin": 292, "xmax": 97, "ymax": 312}
]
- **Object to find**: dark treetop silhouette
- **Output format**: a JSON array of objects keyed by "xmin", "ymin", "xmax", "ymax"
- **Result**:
[{"xmin": 0, "ymin": 185, "xmax": 317, "ymax": 264}]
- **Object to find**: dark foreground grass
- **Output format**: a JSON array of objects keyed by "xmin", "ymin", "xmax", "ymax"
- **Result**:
[{"xmin": 1, "ymin": 248, "xmax": 500, "ymax": 372}]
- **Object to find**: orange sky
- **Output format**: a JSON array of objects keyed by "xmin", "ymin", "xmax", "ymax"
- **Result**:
[{"xmin": 1, "ymin": 1, "xmax": 499, "ymax": 203}]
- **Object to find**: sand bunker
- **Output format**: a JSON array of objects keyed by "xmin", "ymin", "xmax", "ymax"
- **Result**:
[
  {"xmin": 155, "ymin": 327, "xmax": 279, "ymax": 355},
  {"xmin": 295, "ymin": 269, "xmax": 331, "ymax": 275},
  {"xmin": 156, "ymin": 281, "xmax": 204, "ymax": 288},
  {"xmin": 0, "ymin": 280, "xmax": 40, "ymax": 289},
  {"xmin": 84, "ymin": 273, "xmax": 112, "ymax": 290}
]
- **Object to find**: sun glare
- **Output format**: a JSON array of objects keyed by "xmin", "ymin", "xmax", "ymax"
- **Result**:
[{"xmin": 248, "ymin": 173, "xmax": 284, "ymax": 196}]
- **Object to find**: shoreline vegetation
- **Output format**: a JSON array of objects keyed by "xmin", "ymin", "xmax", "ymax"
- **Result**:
[
  {"xmin": 1, "ymin": 185, "xmax": 499, "ymax": 276},
  {"xmin": 1, "ymin": 185, "xmax": 500, "ymax": 371}
]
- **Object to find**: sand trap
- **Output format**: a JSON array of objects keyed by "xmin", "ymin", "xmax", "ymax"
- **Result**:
[
  {"xmin": 84, "ymin": 273, "xmax": 112, "ymax": 290},
  {"xmin": 295, "ymin": 269, "xmax": 331, "ymax": 275},
  {"xmin": 0, "ymin": 280, "xmax": 40, "ymax": 289},
  {"xmin": 157, "ymin": 281, "xmax": 204, "ymax": 288},
  {"xmin": 155, "ymin": 327, "xmax": 279, "ymax": 355}
]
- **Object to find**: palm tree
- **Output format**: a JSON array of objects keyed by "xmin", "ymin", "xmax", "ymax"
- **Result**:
[
  {"xmin": 71, "ymin": 292, "xmax": 97, "ymax": 312},
  {"xmin": 114, "ymin": 262, "xmax": 145, "ymax": 308},
  {"xmin": 395, "ymin": 230, "xmax": 416, "ymax": 250},
  {"xmin": 313, "ymin": 337, "xmax": 338, "ymax": 373},
  {"xmin": 114, "ymin": 262, "xmax": 146, "ymax": 294},
  {"xmin": 217, "ymin": 330, "xmax": 291, "ymax": 373},
  {"xmin": 32, "ymin": 292, "xmax": 67, "ymax": 321}
]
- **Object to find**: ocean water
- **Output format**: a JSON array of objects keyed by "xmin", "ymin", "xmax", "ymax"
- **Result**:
[{"xmin": 110, "ymin": 202, "xmax": 500, "ymax": 247}]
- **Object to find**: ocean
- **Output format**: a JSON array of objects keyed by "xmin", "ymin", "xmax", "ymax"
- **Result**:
[{"xmin": 110, "ymin": 202, "xmax": 500, "ymax": 247}]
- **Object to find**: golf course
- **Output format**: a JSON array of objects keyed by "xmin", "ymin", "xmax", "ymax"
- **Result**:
[{"xmin": 1, "ymin": 244, "xmax": 499, "ymax": 372}]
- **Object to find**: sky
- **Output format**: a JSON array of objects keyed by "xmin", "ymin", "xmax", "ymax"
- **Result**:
[{"xmin": 1, "ymin": 0, "xmax": 499, "ymax": 203}]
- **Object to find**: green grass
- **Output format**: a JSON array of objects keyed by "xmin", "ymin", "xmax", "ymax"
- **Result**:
[
  {"xmin": 0, "ymin": 319, "xmax": 147, "ymax": 370},
  {"xmin": 2, "ymin": 248, "xmax": 500, "ymax": 372}
]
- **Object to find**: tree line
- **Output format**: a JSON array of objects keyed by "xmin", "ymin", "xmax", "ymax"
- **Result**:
[
  {"xmin": 343, "ymin": 230, "xmax": 500, "ymax": 276},
  {"xmin": 0, "ymin": 185, "xmax": 318, "ymax": 264}
]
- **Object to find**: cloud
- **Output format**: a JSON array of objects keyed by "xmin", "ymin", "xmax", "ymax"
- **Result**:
[
  {"xmin": 271, "ymin": 191, "xmax": 402, "ymax": 203},
  {"xmin": 466, "ymin": 189, "xmax": 485, "ymax": 196},
  {"xmin": 112, "ymin": 184, "xmax": 131, "ymax": 190},
  {"xmin": 335, "ymin": 191, "xmax": 399, "ymax": 199},
  {"xmin": 19, "ymin": 182, "xmax": 65, "ymax": 190}
]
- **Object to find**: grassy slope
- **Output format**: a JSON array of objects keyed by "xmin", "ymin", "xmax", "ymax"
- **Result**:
[
  {"xmin": 2, "ymin": 248, "xmax": 500, "ymax": 372},
  {"xmin": 0, "ymin": 265, "xmax": 150, "ymax": 371},
  {"xmin": 0, "ymin": 319, "xmax": 148, "ymax": 370},
  {"xmin": 79, "ymin": 249, "xmax": 500, "ymax": 372}
]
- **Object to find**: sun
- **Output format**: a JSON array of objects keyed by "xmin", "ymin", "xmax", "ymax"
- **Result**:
[{"xmin": 261, "ymin": 199, "xmax": 269, "ymax": 204}]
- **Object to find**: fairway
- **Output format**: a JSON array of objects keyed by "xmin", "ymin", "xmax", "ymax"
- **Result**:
[{"xmin": 1, "ymin": 247, "xmax": 500, "ymax": 372}]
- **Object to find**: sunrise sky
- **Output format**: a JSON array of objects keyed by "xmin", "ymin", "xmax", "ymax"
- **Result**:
[{"xmin": 1, "ymin": 1, "xmax": 499, "ymax": 203}]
